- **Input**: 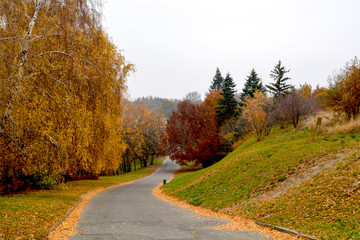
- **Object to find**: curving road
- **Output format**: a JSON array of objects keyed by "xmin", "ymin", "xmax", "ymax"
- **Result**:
[{"xmin": 70, "ymin": 158, "xmax": 270, "ymax": 240}]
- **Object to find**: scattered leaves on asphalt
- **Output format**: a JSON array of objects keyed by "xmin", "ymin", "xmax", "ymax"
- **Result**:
[{"xmin": 153, "ymin": 184, "xmax": 305, "ymax": 240}]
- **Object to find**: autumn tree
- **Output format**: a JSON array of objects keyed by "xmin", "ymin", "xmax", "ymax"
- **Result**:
[
  {"xmin": 325, "ymin": 57, "xmax": 360, "ymax": 119},
  {"xmin": 313, "ymin": 85, "xmax": 328, "ymax": 110},
  {"xmin": 0, "ymin": 0, "xmax": 132, "ymax": 192},
  {"xmin": 240, "ymin": 68, "xmax": 266, "ymax": 104},
  {"xmin": 242, "ymin": 90, "xmax": 274, "ymax": 141},
  {"xmin": 120, "ymin": 102, "xmax": 165, "ymax": 172},
  {"xmin": 119, "ymin": 102, "xmax": 143, "ymax": 173},
  {"xmin": 138, "ymin": 108, "xmax": 166, "ymax": 167},
  {"xmin": 203, "ymin": 90, "xmax": 222, "ymax": 111},
  {"xmin": 166, "ymin": 100, "xmax": 222, "ymax": 167},
  {"xmin": 266, "ymin": 60, "xmax": 293, "ymax": 99},
  {"xmin": 209, "ymin": 67, "xmax": 224, "ymax": 91},
  {"xmin": 216, "ymin": 73, "xmax": 238, "ymax": 122}
]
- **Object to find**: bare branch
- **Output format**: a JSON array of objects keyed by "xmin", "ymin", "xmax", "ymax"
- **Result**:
[{"xmin": 31, "ymin": 51, "xmax": 75, "ymax": 61}]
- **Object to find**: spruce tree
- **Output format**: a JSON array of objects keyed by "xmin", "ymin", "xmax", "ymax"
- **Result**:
[
  {"xmin": 266, "ymin": 60, "xmax": 293, "ymax": 99},
  {"xmin": 216, "ymin": 73, "xmax": 238, "ymax": 122},
  {"xmin": 209, "ymin": 68, "xmax": 224, "ymax": 91},
  {"xmin": 240, "ymin": 68, "xmax": 266, "ymax": 104}
]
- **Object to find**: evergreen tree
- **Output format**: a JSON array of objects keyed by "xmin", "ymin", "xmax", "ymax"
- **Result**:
[
  {"xmin": 216, "ymin": 73, "xmax": 238, "ymax": 122},
  {"xmin": 266, "ymin": 60, "xmax": 293, "ymax": 99},
  {"xmin": 209, "ymin": 68, "xmax": 224, "ymax": 91},
  {"xmin": 240, "ymin": 68, "xmax": 266, "ymax": 104}
]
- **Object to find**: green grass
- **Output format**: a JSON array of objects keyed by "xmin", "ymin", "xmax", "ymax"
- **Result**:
[
  {"xmin": 0, "ymin": 157, "xmax": 165, "ymax": 240},
  {"xmin": 240, "ymin": 153, "xmax": 360, "ymax": 240},
  {"xmin": 162, "ymin": 129, "xmax": 360, "ymax": 239}
]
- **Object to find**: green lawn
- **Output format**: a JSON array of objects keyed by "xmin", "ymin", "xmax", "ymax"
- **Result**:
[
  {"xmin": 240, "ymin": 153, "xmax": 360, "ymax": 240},
  {"xmin": 0, "ymin": 157, "xmax": 165, "ymax": 240},
  {"xmin": 162, "ymin": 129, "xmax": 360, "ymax": 239}
]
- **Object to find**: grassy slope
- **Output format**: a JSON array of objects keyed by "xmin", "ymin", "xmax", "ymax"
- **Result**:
[
  {"xmin": 0, "ymin": 157, "xmax": 165, "ymax": 240},
  {"xmin": 162, "ymin": 129, "xmax": 360, "ymax": 240}
]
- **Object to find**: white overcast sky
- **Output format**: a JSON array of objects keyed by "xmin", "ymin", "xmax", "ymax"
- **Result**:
[{"xmin": 102, "ymin": 0, "xmax": 360, "ymax": 100}]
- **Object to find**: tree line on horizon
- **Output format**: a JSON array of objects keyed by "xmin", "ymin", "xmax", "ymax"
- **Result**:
[
  {"xmin": 133, "ymin": 96, "xmax": 179, "ymax": 119},
  {"xmin": 165, "ymin": 58, "xmax": 360, "ymax": 168}
]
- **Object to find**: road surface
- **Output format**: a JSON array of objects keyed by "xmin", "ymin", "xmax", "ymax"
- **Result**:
[{"xmin": 70, "ymin": 158, "xmax": 270, "ymax": 240}]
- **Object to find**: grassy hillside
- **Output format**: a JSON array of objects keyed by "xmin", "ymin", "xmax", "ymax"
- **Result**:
[{"xmin": 162, "ymin": 129, "xmax": 360, "ymax": 240}]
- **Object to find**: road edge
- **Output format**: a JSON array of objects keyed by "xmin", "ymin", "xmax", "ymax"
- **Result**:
[
  {"xmin": 153, "ymin": 179, "xmax": 313, "ymax": 240},
  {"xmin": 47, "ymin": 161, "xmax": 165, "ymax": 240}
]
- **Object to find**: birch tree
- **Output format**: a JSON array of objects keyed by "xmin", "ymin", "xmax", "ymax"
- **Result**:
[{"xmin": 0, "ymin": 0, "xmax": 132, "ymax": 192}]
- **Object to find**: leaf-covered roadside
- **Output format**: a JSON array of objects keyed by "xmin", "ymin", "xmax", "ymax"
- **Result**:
[
  {"xmin": 0, "ymin": 158, "xmax": 165, "ymax": 239},
  {"xmin": 240, "ymin": 152, "xmax": 360, "ymax": 240}
]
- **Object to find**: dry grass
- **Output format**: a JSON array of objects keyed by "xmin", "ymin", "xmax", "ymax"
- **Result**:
[
  {"xmin": 153, "ymin": 184, "xmax": 305, "ymax": 240},
  {"xmin": 303, "ymin": 111, "xmax": 360, "ymax": 134},
  {"xmin": 328, "ymin": 118, "xmax": 360, "ymax": 134},
  {"xmin": 47, "ymin": 188, "xmax": 104, "ymax": 239}
]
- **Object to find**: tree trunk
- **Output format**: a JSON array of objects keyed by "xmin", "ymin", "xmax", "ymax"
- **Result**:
[{"xmin": 1, "ymin": 0, "xmax": 42, "ymax": 134}]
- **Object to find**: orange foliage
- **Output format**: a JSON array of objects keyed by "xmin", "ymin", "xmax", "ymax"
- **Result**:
[
  {"xmin": 203, "ymin": 90, "xmax": 222, "ymax": 112},
  {"xmin": 326, "ymin": 57, "xmax": 360, "ymax": 119}
]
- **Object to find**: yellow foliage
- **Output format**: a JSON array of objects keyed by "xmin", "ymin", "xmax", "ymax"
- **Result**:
[
  {"xmin": 299, "ymin": 83, "xmax": 312, "ymax": 98},
  {"xmin": 120, "ymin": 102, "xmax": 165, "ymax": 172},
  {"xmin": 242, "ymin": 90, "xmax": 270, "ymax": 140},
  {"xmin": 0, "ymin": 0, "xmax": 133, "ymax": 188}
]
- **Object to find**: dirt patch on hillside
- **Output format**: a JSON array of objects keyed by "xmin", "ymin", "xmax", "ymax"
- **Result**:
[{"xmin": 235, "ymin": 149, "xmax": 355, "ymax": 209}]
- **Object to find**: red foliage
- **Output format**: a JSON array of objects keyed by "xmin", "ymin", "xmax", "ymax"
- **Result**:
[{"xmin": 166, "ymin": 100, "xmax": 222, "ymax": 167}]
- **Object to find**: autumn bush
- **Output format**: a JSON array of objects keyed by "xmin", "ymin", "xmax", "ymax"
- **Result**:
[{"xmin": 325, "ymin": 57, "xmax": 360, "ymax": 119}]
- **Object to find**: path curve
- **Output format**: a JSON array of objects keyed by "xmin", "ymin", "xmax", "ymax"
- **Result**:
[{"xmin": 70, "ymin": 158, "xmax": 270, "ymax": 240}]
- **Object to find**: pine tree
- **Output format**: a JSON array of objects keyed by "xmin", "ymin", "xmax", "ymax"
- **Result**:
[
  {"xmin": 209, "ymin": 68, "xmax": 224, "ymax": 91},
  {"xmin": 240, "ymin": 68, "xmax": 266, "ymax": 104},
  {"xmin": 266, "ymin": 60, "xmax": 293, "ymax": 99},
  {"xmin": 216, "ymin": 73, "xmax": 238, "ymax": 122}
]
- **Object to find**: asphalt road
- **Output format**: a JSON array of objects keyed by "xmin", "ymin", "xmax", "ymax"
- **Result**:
[{"xmin": 70, "ymin": 158, "xmax": 270, "ymax": 240}]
